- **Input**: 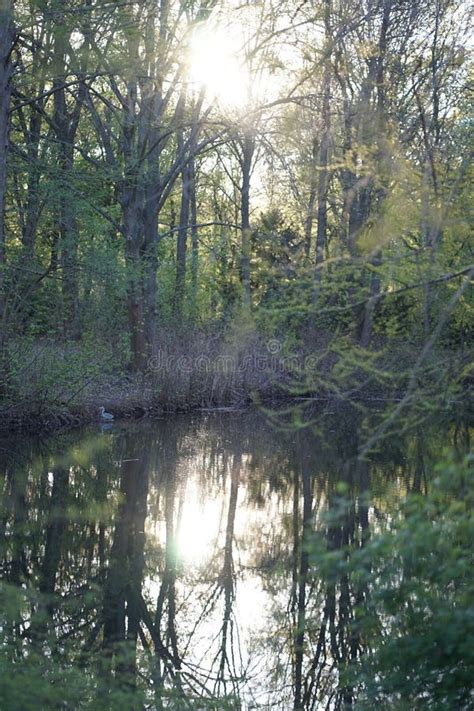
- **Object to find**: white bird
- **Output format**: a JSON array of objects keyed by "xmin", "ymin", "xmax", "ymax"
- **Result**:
[{"xmin": 99, "ymin": 406, "xmax": 114, "ymax": 421}]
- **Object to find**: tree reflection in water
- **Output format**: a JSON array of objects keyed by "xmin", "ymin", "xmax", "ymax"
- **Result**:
[{"xmin": 0, "ymin": 409, "xmax": 470, "ymax": 709}]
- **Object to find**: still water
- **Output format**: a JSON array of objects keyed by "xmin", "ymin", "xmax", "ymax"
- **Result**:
[{"xmin": 0, "ymin": 408, "xmax": 470, "ymax": 710}]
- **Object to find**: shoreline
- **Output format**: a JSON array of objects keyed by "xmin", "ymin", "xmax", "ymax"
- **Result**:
[
  {"xmin": 1, "ymin": 341, "xmax": 471, "ymax": 436},
  {"xmin": 0, "ymin": 394, "xmax": 274, "ymax": 435},
  {"xmin": 2, "ymin": 390, "xmax": 470, "ymax": 437}
]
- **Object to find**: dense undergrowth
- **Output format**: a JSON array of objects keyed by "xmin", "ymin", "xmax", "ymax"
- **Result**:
[{"xmin": 0, "ymin": 321, "xmax": 471, "ymax": 433}]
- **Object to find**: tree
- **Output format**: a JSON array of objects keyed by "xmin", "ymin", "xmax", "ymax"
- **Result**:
[{"xmin": 0, "ymin": 0, "xmax": 15, "ymax": 369}]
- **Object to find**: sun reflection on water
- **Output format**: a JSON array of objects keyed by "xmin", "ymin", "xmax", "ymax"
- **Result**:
[{"xmin": 175, "ymin": 481, "xmax": 224, "ymax": 565}]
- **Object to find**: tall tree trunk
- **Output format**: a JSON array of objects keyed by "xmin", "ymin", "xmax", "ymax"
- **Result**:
[
  {"xmin": 52, "ymin": 16, "xmax": 85, "ymax": 338},
  {"xmin": 304, "ymin": 136, "xmax": 318, "ymax": 258},
  {"xmin": 20, "ymin": 108, "xmax": 43, "ymax": 258},
  {"xmin": 174, "ymin": 166, "xmax": 190, "ymax": 320},
  {"xmin": 125, "ymin": 236, "xmax": 147, "ymax": 373},
  {"xmin": 421, "ymin": 0, "xmax": 442, "ymax": 338},
  {"xmin": 143, "ymin": 206, "xmax": 159, "ymax": 357},
  {"xmin": 59, "ymin": 144, "xmax": 80, "ymax": 337},
  {"xmin": 190, "ymin": 157, "xmax": 199, "ymax": 321},
  {"xmin": 360, "ymin": 0, "xmax": 391, "ymax": 347},
  {"xmin": 142, "ymin": 2, "xmax": 168, "ymax": 357},
  {"xmin": 174, "ymin": 109, "xmax": 191, "ymax": 320},
  {"xmin": 122, "ymin": 142, "xmax": 147, "ymax": 372},
  {"xmin": 124, "ymin": 0, "xmax": 169, "ymax": 367},
  {"xmin": 337, "ymin": 52, "xmax": 371, "ymax": 330},
  {"xmin": 142, "ymin": 98, "xmax": 160, "ymax": 359},
  {"xmin": 240, "ymin": 132, "xmax": 254, "ymax": 307},
  {"xmin": 313, "ymin": 1, "xmax": 332, "ymax": 302},
  {"xmin": 120, "ymin": 46, "xmax": 147, "ymax": 371},
  {"xmin": 315, "ymin": 71, "xmax": 330, "ymax": 267},
  {"xmin": 0, "ymin": 0, "xmax": 14, "ymax": 373}
]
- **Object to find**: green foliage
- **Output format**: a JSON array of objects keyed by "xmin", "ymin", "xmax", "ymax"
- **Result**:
[
  {"xmin": 2, "ymin": 336, "xmax": 129, "ymax": 411},
  {"xmin": 1, "ymin": 0, "xmax": 472, "ymax": 393},
  {"xmin": 310, "ymin": 451, "xmax": 474, "ymax": 710}
]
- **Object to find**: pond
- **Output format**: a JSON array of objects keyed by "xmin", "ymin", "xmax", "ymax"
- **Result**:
[{"xmin": 0, "ymin": 408, "xmax": 471, "ymax": 710}]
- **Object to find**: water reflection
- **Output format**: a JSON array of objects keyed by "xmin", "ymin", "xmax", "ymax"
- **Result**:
[{"xmin": 0, "ymin": 409, "xmax": 470, "ymax": 709}]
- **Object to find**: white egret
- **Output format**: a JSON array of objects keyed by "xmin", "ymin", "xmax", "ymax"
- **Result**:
[{"xmin": 99, "ymin": 406, "xmax": 114, "ymax": 421}]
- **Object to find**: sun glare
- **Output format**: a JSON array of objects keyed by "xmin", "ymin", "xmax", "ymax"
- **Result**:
[
  {"xmin": 188, "ymin": 26, "xmax": 250, "ymax": 108},
  {"xmin": 175, "ymin": 488, "xmax": 222, "ymax": 565}
]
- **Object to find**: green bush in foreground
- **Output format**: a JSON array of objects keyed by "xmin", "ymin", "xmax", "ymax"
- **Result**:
[{"xmin": 342, "ymin": 451, "xmax": 474, "ymax": 710}]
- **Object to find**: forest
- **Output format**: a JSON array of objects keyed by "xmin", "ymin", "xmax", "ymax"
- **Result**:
[
  {"xmin": 0, "ymin": 0, "xmax": 473, "ymax": 709},
  {"xmin": 0, "ymin": 0, "xmax": 471, "ymax": 424}
]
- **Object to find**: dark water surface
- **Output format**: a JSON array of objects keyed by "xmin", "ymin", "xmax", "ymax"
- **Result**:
[{"xmin": 0, "ymin": 409, "xmax": 471, "ymax": 709}]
